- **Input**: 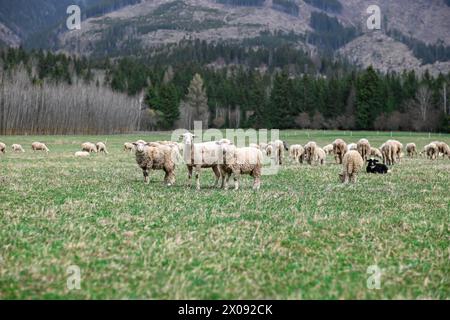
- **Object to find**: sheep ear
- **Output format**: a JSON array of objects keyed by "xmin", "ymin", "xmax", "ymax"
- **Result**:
[{"xmin": 132, "ymin": 142, "xmax": 138, "ymax": 146}]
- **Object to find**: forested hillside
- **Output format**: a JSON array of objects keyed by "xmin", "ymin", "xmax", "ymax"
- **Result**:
[{"xmin": 1, "ymin": 46, "xmax": 449, "ymax": 134}]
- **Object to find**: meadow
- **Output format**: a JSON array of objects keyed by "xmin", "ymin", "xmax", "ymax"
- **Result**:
[{"xmin": 0, "ymin": 130, "xmax": 449, "ymax": 299}]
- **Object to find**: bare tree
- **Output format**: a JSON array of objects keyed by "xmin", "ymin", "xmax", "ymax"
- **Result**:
[{"xmin": 415, "ymin": 85, "xmax": 432, "ymax": 122}]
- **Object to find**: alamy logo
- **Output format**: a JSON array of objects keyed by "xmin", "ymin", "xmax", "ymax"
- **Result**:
[
  {"xmin": 67, "ymin": 265, "xmax": 81, "ymax": 290},
  {"xmin": 366, "ymin": 5, "xmax": 381, "ymax": 30},
  {"xmin": 66, "ymin": 5, "xmax": 81, "ymax": 31},
  {"xmin": 366, "ymin": 265, "xmax": 382, "ymax": 290}
]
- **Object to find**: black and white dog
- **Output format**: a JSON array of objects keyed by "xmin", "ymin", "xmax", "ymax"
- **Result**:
[{"xmin": 366, "ymin": 159, "xmax": 389, "ymax": 174}]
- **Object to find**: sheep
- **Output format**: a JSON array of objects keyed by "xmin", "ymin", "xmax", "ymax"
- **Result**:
[
  {"xmin": 314, "ymin": 147, "xmax": 326, "ymax": 165},
  {"xmin": 249, "ymin": 143, "xmax": 260, "ymax": 149},
  {"xmin": 339, "ymin": 150, "xmax": 364, "ymax": 184},
  {"xmin": 425, "ymin": 143, "xmax": 439, "ymax": 160},
  {"xmin": 406, "ymin": 143, "xmax": 417, "ymax": 158},
  {"xmin": 431, "ymin": 141, "xmax": 450, "ymax": 159},
  {"xmin": 304, "ymin": 141, "xmax": 317, "ymax": 165},
  {"xmin": 220, "ymin": 145, "xmax": 263, "ymax": 190},
  {"xmin": 369, "ymin": 147, "xmax": 383, "ymax": 159},
  {"xmin": 133, "ymin": 142, "xmax": 176, "ymax": 186},
  {"xmin": 271, "ymin": 140, "xmax": 289, "ymax": 165},
  {"xmin": 81, "ymin": 142, "xmax": 97, "ymax": 153},
  {"xmin": 386, "ymin": 140, "xmax": 403, "ymax": 163},
  {"xmin": 11, "ymin": 144, "xmax": 25, "ymax": 153},
  {"xmin": 0, "ymin": 142, "xmax": 6, "ymax": 154},
  {"xmin": 323, "ymin": 144, "xmax": 334, "ymax": 155},
  {"xmin": 381, "ymin": 142, "xmax": 394, "ymax": 165},
  {"xmin": 75, "ymin": 151, "xmax": 90, "ymax": 157},
  {"xmin": 96, "ymin": 142, "xmax": 108, "ymax": 154},
  {"xmin": 347, "ymin": 143, "xmax": 357, "ymax": 151},
  {"xmin": 265, "ymin": 144, "xmax": 273, "ymax": 157},
  {"xmin": 259, "ymin": 142, "xmax": 268, "ymax": 150},
  {"xmin": 135, "ymin": 139, "xmax": 147, "ymax": 145},
  {"xmin": 289, "ymin": 144, "xmax": 305, "ymax": 163},
  {"xmin": 332, "ymin": 139, "xmax": 347, "ymax": 164},
  {"xmin": 179, "ymin": 132, "xmax": 231, "ymax": 190},
  {"xmin": 31, "ymin": 142, "xmax": 49, "ymax": 153},
  {"xmin": 124, "ymin": 142, "xmax": 135, "ymax": 152},
  {"xmin": 357, "ymin": 139, "xmax": 371, "ymax": 161}
]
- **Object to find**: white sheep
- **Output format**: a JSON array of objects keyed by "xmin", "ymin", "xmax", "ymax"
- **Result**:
[
  {"xmin": 75, "ymin": 151, "xmax": 90, "ymax": 157},
  {"xmin": 322, "ymin": 144, "xmax": 334, "ymax": 155},
  {"xmin": 180, "ymin": 132, "xmax": 231, "ymax": 190},
  {"xmin": 249, "ymin": 143, "xmax": 260, "ymax": 149},
  {"xmin": 386, "ymin": 140, "xmax": 403, "ymax": 163},
  {"xmin": 271, "ymin": 140, "xmax": 289, "ymax": 165},
  {"xmin": 96, "ymin": 142, "xmax": 108, "ymax": 154},
  {"xmin": 357, "ymin": 139, "xmax": 371, "ymax": 161},
  {"xmin": 289, "ymin": 144, "xmax": 305, "ymax": 163},
  {"xmin": 304, "ymin": 141, "xmax": 317, "ymax": 165},
  {"xmin": 12, "ymin": 144, "xmax": 25, "ymax": 153},
  {"xmin": 0, "ymin": 142, "xmax": 6, "ymax": 154},
  {"xmin": 133, "ymin": 142, "xmax": 177, "ymax": 185},
  {"xmin": 124, "ymin": 142, "xmax": 135, "ymax": 152},
  {"xmin": 332, "ymin": 139, "xmax": 347, "ymax": 164},
  {"xmin": 406, "ymin": 143, "xmax": 417, "ymax": 158},
  {"xmin": 314, "ymin": 147, "xmax": 326, "ymax": 165},
  {"xmin": 220, "ymin": 145, "xmax": 263, "ymax": 190},
  {"xmin": 339, "ymin": 150, "xmax": 364, "ymax": 184},
  {"xmin": 347, "ymin": 143, "xmax": 357, "ymax": 151},
  {"xmin": 369, "ymin": 147, "xmax": 383, "ymax": 159},
  {"xmin": 431, "ymin": 141, "xmax": 450, "ymax": 159},
  {"xmin": 425, "ymin": 143, "xmax": 439, "ymax": 160},
  {"xmin": 81, "ymin": 142, "xmax": 97, "ymax": 153},
  {"xmin": 31, "ymin": 142, "xmax": 49, "ymax": 153}
]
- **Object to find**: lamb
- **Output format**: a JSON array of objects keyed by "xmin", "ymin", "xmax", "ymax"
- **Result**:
[
  {"xmin": 81, "ymin": 142, "xmax": 97, "ymax": 153},
  {"xmin": 11, "ymin": 144, "xmax": 25, "ymax": 153},
  {"xmin": 31, "ymin": 142, "xmax": 49, "ymax": 153},
  {"xmin": 406, "ymin": 143, "xmax": 417, "ymax": 158},
  {"xmin": 323, "ymin": 144, "xmax": 334, "ymax": 155},
  {"xmin": 180, "ymin": 132, "xmax": 231, "ymax": 190},
  {"xmin": 289, "ymin": 144, "xmax": 305, "ymax": 163},
  {"xmin": 332, "ymin": 139, "xmax": 347, "ymax": 164},
  {"xmin": 124, "ymin": 142, "xmax": 135, "ymax": 152},
  {"xmin": 369, "ymin": 147, "xmax": 383, "ymax": 159},
  {"xmin": 366, "ymin": 159, "xmax": 389, "ymax": 174},
  {"xmin": 425, "ymin": 143, "xmax": 439, "ymax": 160},
  {"xmin": 0, "ymin": 142, "xmax": 6, "ymax": 154},
  {"xmin": 339, "ymin": 150, "xmax": 364, "ymax": 184},
  {"xmin": 133, "ymin": 142, "xmax": 176, "ymax": 186},
  {"xmin": 96, "ymin": 142, "xmax": 108, "ymax": 154},
  {"xmin": 431, "ymin": 141, "xmax": 450, "ymax": 159},
  {"xmin": 357, "ymin": 139, "xmax": 371, "ymax": 161},
  {"xmin": 272, "ymin": 140, "xmax": 289, "ymax": 165},
  {"xmin": 386, "ymin": 140, "xmax": 403, "ymax": 163},
  {"xmin": 75, "ymin": 151, "xmax": 90, "ymax": 157},
  {"xmin": 220, "ymin": 145, "xmax": 263, "ymax": 190},
  {"xmin": 314, "ymin": 147, "xmax": 326, "ymax": 166},
  {"xmin": 304, "ymin": 141, "xmax": 317, "ymax": 165}
]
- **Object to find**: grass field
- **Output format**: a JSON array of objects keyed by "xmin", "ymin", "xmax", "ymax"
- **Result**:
[{"xmin": 0, "ymin": 130, "xmax": 449, "ymax": 299}]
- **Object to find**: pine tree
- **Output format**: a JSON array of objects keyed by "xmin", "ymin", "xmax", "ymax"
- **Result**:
[
  {"xmin": 355, "ymin": 66, "xmax": 382, "ymax": 129},
  {"xmin": 182, "ymin": 73, "xmax": 209, "ymax": 129}
]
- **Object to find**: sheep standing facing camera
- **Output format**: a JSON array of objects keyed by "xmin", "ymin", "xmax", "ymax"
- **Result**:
[
  {"xmin": 332, "ymin": 139, "xmax": 347, "ymax": 164},
  {"xmin": 32, "ymin": 142, "xmax": 49, "ymax": 153},
  {"xmin": 339, "ymin": 150, "xmax": 364, "ymax": 184},
  {"xmin": 133, "ymin": 142, "xmax": 176, "ymax": 186},
  {"xmin": 12, "ymin": 144, "xmax": 25, "ymax": 153}
]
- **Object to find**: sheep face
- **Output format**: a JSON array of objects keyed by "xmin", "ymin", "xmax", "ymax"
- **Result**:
[
  {"xmin": 180, "ymin": 132, "xmax": 196, "ymax": 145},
  {"xmin": 133, "ymin": 142, "xmax": 147, "ymax": 153}
]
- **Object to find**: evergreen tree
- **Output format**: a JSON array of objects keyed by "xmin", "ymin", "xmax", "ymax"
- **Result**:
[
  {"xmin": 355, "ymin": 66, "xmax": 382, "ymax": 129},
  {"xmin": 182, "ymin": 73, "xmax": 209, "ymax": 129}
]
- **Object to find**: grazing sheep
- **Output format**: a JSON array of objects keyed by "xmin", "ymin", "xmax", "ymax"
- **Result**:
[
  {"xmin": 381, "ymin": 142, "xmax": 394, "ymax": 165},
  {"xmin": 124, "ymin": 142, "xmax": 135, "ymax": 152},
  {"xmin": 272, "ymin": 140, "xmax": 289, "ymax": 165},
  {"xmin": 220, "ymin": 145, "xmax": 263, "ymax": 190},
  {"xmin": 339, "ymin": 150, "xmax": 364, "ymax": 184},
  {"xmin": 133, "ymin": 142, "xmax": 176, "ymax": 186},
  {"xmin": 81, "ymin": 142, "xmax": 97, "ymax": 153},
  {"xmin": 314, "ymin": 147, "xmax": 326, "ymax": 166},
  {"xmin": 369, "ymin": 147, "xmax": 383, "ymax": 159},
  {"xmin": 386, "ymin": 140, "xmax": 403, "ymax": 163},
  {"xmin": 31, "ymin": 142, "xmax": 49, "ymax": 153},
  {"xmin": 431, "ymin": 141, "xmax": 450, "ymax": 159},
  {"xmin": 406, "ymin": 143, "xmax": 417, "ymax": 158},
  {"xmin": 304, "ymin": 141, "xmax": 317, "ymax": 165},
  {"xmin": 425, "ymin": 143, "xmax": 439, "ymax": 160},
  {"xmin": 11, "ymin": 144, "xmax": 25, "ymax": 153},
  {"xmin": 289, "ymin": 144, "xmax": 305, "ymax": 163},
  {"xmin": 180, "ymin": 132, "xmax": 231, "ymax": 190},
  {"xmin": 96, "ymin": 142, "xmax": 108, "ymax": 154},
  {"xmin": 323, "ymin": 144, "xmax": 334, "ymax": 155},
  {"xmin": 357, "ymin": 139, "xmax": 371, "ymax": 161},
  {"xmin": 347, "ymin": 143, "xmax": 357, "ymax": 151},
  {"xmin": 0, "ymin": 142, "xmax": 6, "ymax": 154},
  {"xmin": 75, "ymin": 151, "xmax": 90, "ymax": 157},
  {"xmin": 332, "ymin": 139, "xmax": 347, "ymax": 164},
  {"xmin": 265, "ymin": 144, "xmax": 273, "ymax": 157}
]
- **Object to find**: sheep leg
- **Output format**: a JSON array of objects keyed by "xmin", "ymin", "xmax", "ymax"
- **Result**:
[
  {"xmin": 212, "ymin": 166, "xmax": 221, "ymax": 188},
  {"xmin": 143, "ymin": 169, "xmax": 149, "ymax": 184},
  {"xmin": 223, "ymin": 172, "xmax": 231, "ymax": 190},
  {"xmin": 233, "ymin": 171, "xmax": 240, "ymax": 190},
  {"xmin": 187, "ymin": 165, "xmax": 193, "ymax": 187},
  {"xmin": 195, "ymin": 166, "xmax": 201, "ymax": 190}
]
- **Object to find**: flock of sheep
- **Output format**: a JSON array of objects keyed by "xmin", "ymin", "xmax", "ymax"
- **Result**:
[{"xmin": 1, "ymin": 135, "xmax": 449, "ymax": 189}]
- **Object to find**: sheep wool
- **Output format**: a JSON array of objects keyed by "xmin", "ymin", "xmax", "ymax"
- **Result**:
[
  {"xmin": 304, "ymin": 141, "xmax": 317, "ymax": 165},
  {"xmin": 0, "ymin": 142, "xmax": 6, "ymax": 154},
  {"xmin": 124, "ymin": 142, "xmax": 135, "ymax": 152},
  {"xmin": 81, "ymin": 142, "xmax": 97, "ymax": 153},
  {"xmin": 425, "ymin": 143, "xmax": 439, "ymax": 160},
  {"xmin": 323, "ymin": 144, "xmax": 334, "ymax": 155},
  {"xmin": 339, "ymin": 150, "xmax": 364, "ymax": 184},
  {"xmin": 96, "ymin": 142, "xmax": 108, "ymax": 154},
  {"xmin": 134, "ymin": 143, "xmax": 176, "ymax": 186},
  {"xmin": 332, "ymin": 139, "xmax": 347, "ymax": 164},
  {"xmin": 370, "ymin": 147, "xmax": 383, "ymax": 159},
  {"xmin": 75, "ymin": 151, "xmax": 90, "ymax": 157},
  {"xmin": 357, "ymin": 139, "xmax": 371, "ymax": 161},
  {"xmin": 406, "ymin": 143, "xmax": 417, "ymax": 158},
  {"xmin": 12, "ymin": 144, "xmax": 25, "ymax": 153},
  {"xmin": 31, "ymin": 142, "xmax": 49, "ymax": 153},
  {"xmin": 289, "ymin": 144, "xmax": 304, "ymax": 163}
]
